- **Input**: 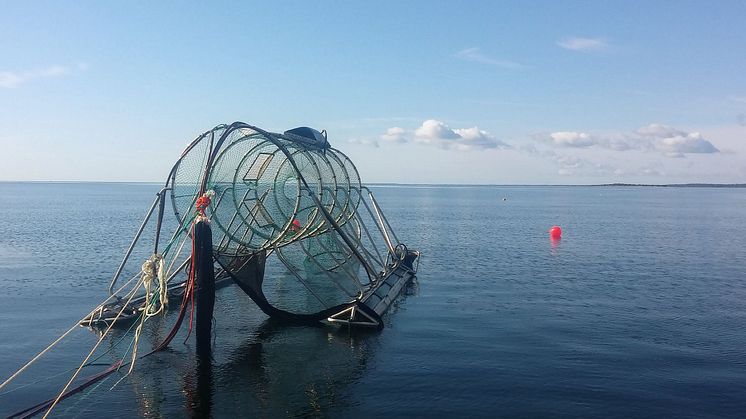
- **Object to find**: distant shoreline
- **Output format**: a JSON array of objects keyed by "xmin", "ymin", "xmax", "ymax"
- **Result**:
[
  {"xmin": 1, "ymin": 181, "xmax": 745, "ymax": 188},
  {"xmin": 371, "ymin": 182, "xmax": 746, "ymax": 188},
  {"xmin": 593, "ymin": 183, "xmax": 746, "ymax": 188}
]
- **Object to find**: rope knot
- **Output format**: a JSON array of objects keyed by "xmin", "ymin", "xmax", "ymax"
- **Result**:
[
  {"xmin": 140, "ymin": 254, "xmax": 163, "ymax": 285},
  {"xmin": 140, "ymin": 253, "xmax": 167, "ymax": 317}
]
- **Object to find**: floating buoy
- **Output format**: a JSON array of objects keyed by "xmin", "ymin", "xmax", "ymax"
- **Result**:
[{"xmin": 549, "ymin": 225, "xmax": 562, "ymax": 239}]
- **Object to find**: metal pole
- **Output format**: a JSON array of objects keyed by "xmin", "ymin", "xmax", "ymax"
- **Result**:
[
  {"xmin": 153, "ymin": 188, "xmax": 168, "ymax": 254},
  {"xmin": 108, "ymin": 193, "xmax": 160, "ymax": 295},
  {"xmin": 365, "ymin": 190, "xmax": 396, "ymax": 255}
]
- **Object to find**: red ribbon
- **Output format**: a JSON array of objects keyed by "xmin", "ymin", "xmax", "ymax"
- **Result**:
[{"xmin": 195, "ymin": 195, "xmax": 211, "ymax": 215}]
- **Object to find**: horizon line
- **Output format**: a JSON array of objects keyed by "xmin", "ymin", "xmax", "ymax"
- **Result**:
[{"xmin": 1, "ymin": 180, "xmax": 744, "ymax": 188}]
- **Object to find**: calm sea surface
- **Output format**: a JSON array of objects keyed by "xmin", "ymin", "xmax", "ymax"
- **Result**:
[{"xmin": 1, "ymin": 183, "xmax": 746, "ymax": 418}]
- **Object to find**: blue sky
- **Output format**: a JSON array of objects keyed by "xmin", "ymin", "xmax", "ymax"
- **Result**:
[{"xmin": 1, "ymin": 1, "xmax": 745, "ymax": 184}]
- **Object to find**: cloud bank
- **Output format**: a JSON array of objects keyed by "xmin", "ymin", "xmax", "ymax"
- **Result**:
[
  {"xmin": 546, "ymin": 124, "xmax": 719, "ymax": 157},
  {"xmin": 375, "ymin": 120, "xmax": 717, "ymax": 158},
  {"xmin": 352, "ymin": 118, "xmax": 726, "ymax": 180}
]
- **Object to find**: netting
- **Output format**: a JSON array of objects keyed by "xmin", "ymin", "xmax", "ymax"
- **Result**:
[
  {"xmin": 166, "ymin": 123, "xmax": 374, "ymax": 313},
  {"xmin": 169, "ymin": 125, "xmax": 362, "ymax": 257}
]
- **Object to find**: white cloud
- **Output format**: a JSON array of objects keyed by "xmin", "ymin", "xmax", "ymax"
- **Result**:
[
  {"xmin": 656, "ymin": 133, "xmax": 718, "ymax": 155},
  {"xmin": 637, "ymin": 123, "xmax": 719, "ymax": 155},
  {"xmin": 529, "ymin": 124, "xmax": 745, "ymax": 181},
  {"xmin": 549, "ymin": 131, "xmax": 595, "ymax": 148},
  {"xmin": 453, "ymin": 127, "xmax": 508, "ymax": 150},
  {"xmin": 381, "ymin": 119, "xmax": 509, "ymax": 151},
  {"xmin": 414, "ymin": 120, "xmax": 509, "ymax": 150},
  {"xmin": 455, "ymin": 47, "xmax": 526, "ymax": 69},
  {"xmin": 557, "ymin": 37, "xmax": 608, "ymax": 52},
  {"xmin": 379, "ymin": 127, "xmax": 408, "ymax": 143},
  {"xmin": 0, "ymin": 64, "xmax": 85, "ymax": 88},
  {"xmin": 545, "ymin": 124, "xmax": 719, "ymax": 157},
  {"xmin": 636, "ymin": 123, "xmax": 684, "ymax": 138},
  {"xmin": 414, "ymin": 119, "xmax": 460, "ymax": 141}
]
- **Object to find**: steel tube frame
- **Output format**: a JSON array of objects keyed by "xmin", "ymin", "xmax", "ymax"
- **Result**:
[{"xmin": 108, "ymin": 191, "xmax": 163, "ymax": 295}]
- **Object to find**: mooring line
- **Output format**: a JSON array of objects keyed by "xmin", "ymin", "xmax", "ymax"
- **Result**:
[
  {"xmin": 42, "ymin": 276, "xmax": 145, "ymax": 418},
  {"xmin": 9, "ymin": 361, "xmax": 123, "ymax": 419},
  {"xmin": 0, "ymin": 272, "xmax": 142, "ymax": 393},
  {"xmin": 0, "ymin": 310, "xmax": 142, "ymax": 398}
]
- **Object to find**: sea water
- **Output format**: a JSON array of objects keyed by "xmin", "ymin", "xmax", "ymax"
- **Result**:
[{"xmin": 1, "ymin": 183, "xmax": 745, "ymax": 418}]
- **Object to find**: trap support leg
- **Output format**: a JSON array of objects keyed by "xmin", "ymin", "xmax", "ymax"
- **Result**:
[{"xmin": 194, "ymin": 219, "xmax": 215, "ymax": 358}]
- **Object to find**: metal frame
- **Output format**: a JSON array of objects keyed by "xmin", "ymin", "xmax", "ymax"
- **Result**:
[{"xmin": 102, "ymin": 121, "xmax": 418, "ymax": 329}]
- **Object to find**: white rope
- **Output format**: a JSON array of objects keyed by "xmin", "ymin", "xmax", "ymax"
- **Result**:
[
  {"xmin": 112, "ymin": 252, "xmax": 168, "ymax": 387},
  {"xmin": 140, "ymin": 253, "xmax": 167, "ymax": 317},
  {"xmin": 158, "ymin": 255, "xmax": 168, "ymax": 310},
  {"xmin": 114, "ymin": 321, "xmax": 144, "ymax": 388}
]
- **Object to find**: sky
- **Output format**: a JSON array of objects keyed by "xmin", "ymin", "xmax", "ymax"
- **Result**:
[{"xmin": 1, "ymin": 1, "xmax": 745, "ymax": 184}]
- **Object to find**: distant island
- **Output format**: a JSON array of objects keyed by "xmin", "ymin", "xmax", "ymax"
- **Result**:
[
  {"xmin": 596, "ymin": 183, "xmax": 746, "ymax": 188},
  {"xmin": 369, "ymin": 183, "xmax": 746, "ymax": 188}
]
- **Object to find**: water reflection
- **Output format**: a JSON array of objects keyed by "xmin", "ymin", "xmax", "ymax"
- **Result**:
[
  {"xmin": 550, "ymin": 237, "xmax": 561, "ymax": 256},
  {"xmin": 184, "ymin": 357, "xmax": 213, "ymax": 418},
  {"xmin": 213, "ymin": 321, "xmax": 376, "ymax": 417},
  {"xmin": 121, "ymin": 318, "xmax": 378, "ymax": 418}
]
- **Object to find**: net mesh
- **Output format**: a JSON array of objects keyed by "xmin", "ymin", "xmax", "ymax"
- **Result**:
[{"xmin": 167, "ymin": 123, "xmax": 390, "ymax": 312}]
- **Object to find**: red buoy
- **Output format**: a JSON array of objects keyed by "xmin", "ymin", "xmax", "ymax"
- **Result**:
[{"xmin": 549, "ymin": 225, "xmax": 562, "ymax": 239}]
